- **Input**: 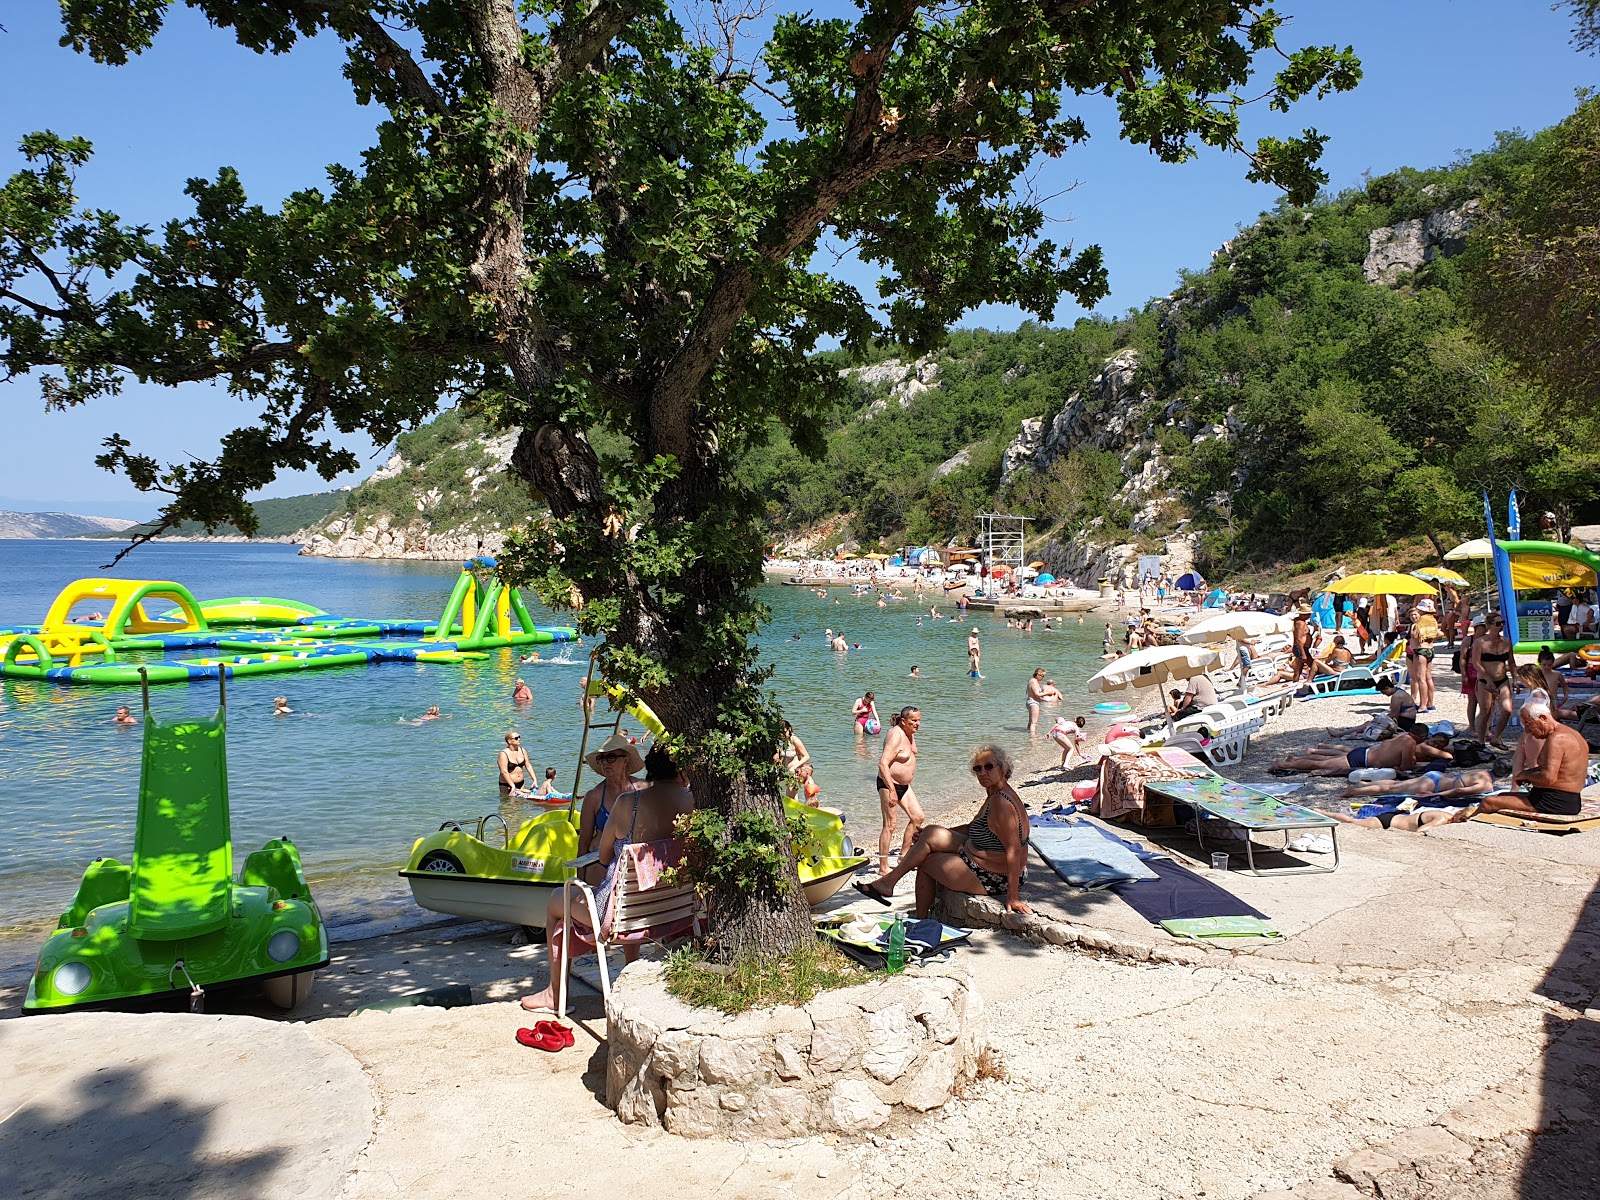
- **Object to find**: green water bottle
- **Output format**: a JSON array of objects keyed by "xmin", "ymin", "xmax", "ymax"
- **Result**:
[{"xmin": 886, "ymin": 915, "xmax": 906, "ymax": 973}]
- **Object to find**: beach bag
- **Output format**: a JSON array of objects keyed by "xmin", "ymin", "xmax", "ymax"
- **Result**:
[{"xmin": 1449, "ymin": 738, "xmax": 1495, "ymax": 767}]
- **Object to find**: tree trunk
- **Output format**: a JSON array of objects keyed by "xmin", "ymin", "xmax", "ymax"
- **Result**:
[{"xmin": 691, "ymin": 765, "xmax": 814, "ymax": 963}]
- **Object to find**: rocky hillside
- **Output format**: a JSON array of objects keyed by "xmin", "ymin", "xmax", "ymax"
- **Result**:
[
  {"xmin": 293, "ymin": 111, "xmax": 1599, "ymax": 581},
  {"xmin": 0, "ymin": 510, "xmax": 135, "ymax": 538},
  {"xmin": 299, "ymin": 409, "xmax": 538, "ymax": 559}
]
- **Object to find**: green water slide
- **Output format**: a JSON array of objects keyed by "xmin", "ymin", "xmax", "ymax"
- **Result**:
[
  {"xmin": 126, "ymin": 708, "xmax": 233, "ymax": 941},
  {"xmin": 23, "ymin": 671, "xmax": 329, "ymax": 1013}
]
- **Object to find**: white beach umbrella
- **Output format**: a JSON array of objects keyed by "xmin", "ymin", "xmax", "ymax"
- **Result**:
[
  {"xmin": 1087, "ymin": 644, "xmax": 1222, "ymax": 694},
  {"xmin": 1179, "ymin": 611, "xmax": 1294, "ymax": 645},
  {"xmin": 1444, "ymin": 538, "xmax": 1493, "ymax": 561}
]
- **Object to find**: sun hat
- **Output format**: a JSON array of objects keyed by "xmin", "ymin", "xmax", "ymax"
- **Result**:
[
  {"xmin": 1294, "ymin": 601, "xmax": 1313, "ymax": 615},
  {"xmin": 1415, "ymin": 597, "xmax": 1436, "ymax": 613},
  {"xmin": 585, "ymin": 732, "xmax": 644, "ymax": 775}
]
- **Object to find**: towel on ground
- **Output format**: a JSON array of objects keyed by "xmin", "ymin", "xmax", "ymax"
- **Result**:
[
  {"xmin": 1159, "ymin": 915, "xmax": 1282, "ymax": 940},
  {"xmin": 1030, "ymin": 820, "xmax": 1159, "ymax": 889},
  {"xmin": 1110, "ymin": 857, "xmax": 1268, "ymax": 924}
]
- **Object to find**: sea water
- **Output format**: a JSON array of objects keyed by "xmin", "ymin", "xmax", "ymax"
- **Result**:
[{"xmin": 0, "ymin": 541, "xmax": 1108, "ymax": 956}]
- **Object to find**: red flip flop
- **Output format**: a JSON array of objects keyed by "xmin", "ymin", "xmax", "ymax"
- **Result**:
[
  {"xmin": 516, "ymin": 1025, "xmax": 565, "ymax": 1052},
  {"xmin": 535, "ymin": 1019, "xmax": 575, "ymax": 1048}
]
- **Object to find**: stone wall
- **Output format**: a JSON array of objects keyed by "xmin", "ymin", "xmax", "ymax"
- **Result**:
[{"xmin": 605, "ymin": 958, "xmax": 986, "ymax": 1139}]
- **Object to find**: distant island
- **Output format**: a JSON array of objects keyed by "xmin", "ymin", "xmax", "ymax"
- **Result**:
[{"xmin": 0, "ymin": 511, "xmax": 136, "ymax": 539}]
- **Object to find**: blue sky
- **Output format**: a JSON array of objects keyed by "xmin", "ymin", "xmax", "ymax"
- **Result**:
[{"xmin": 0, "ymin": 2, "xmax": 1594, "ymax": 518}]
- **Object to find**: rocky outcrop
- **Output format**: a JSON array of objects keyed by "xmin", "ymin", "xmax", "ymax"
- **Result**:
[
  {"xmin": 1000, "ymin": 348, "xmax": 1149, "ymax": 485},
  {"xmin": 841, "ymin": 356, "xmax": 942, "ymax": 415},
  {"xmin": 605, "ymin": 957, "xmax": 985, "ymax": 1139},
  {"xmin": 298, "ymin": 515, "xmax": 508, "ymax": 561},
  {"xmin": 1363, "ymin": 201, "xmax": 1479, "ymax": 285}
]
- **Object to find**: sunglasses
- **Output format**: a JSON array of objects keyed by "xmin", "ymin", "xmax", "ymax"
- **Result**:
[
  {"xmin": 971, "ymin": 762, "xmax": 1000, "ymax": 773},
  {"xmin": 596, "ymin": 750, "xmax": 627, "ymax": 762}
]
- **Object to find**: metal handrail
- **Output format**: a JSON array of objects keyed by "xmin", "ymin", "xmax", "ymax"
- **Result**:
[{"xmin": 477, "ymin": 812, "xmax": 510, "ymax": 849}]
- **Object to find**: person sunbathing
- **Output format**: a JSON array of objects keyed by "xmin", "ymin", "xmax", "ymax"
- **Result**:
[
  {"xmin": 1270, "ymin": 729, "xmax": 1451, "ymax": 776},
  {"xmin": 1332, "ymin": 807, "xmax": 1468, "ymax": 832},
  {"xmin": 1312, "ymin": 635, "xmax": 1356, "ymax": 676},
  {"xmin": 1339, "ymin": 767, "xmax": 1497, "ymax": 798}
]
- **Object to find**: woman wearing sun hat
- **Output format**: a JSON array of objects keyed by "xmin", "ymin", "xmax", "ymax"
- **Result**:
[
  {"xmin": 1408, "ymin": 596, "xmax": 1442, "ymax": 712},
  {"xmin": 576, "ymin": 733, "xmax": 645, "ymax": 856}
]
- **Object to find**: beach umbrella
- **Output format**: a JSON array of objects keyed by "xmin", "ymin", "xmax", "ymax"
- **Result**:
[
  {"xmin": 1444, "ymin": 538, "xmax": 1493, "ymax": 561},
  {"xmin": 1036, "ymin": 573, "xmax": 1056, "ymax": 584},
  {"xmin": 1180, "ymin": 611, "xmax": 1293, "ymax": 644},
  {"xmin": 1412, "ymin": 566, "xmax": 1470, "ymax": 586},
  {"xmin": 1028, "ymin": 561, "xmax": 1046, "ymax": 569},
  {"xmin": 1087, "ymin": 644, "xmax": 1222, "ymax": 694},
  {"xmin": 1173, "ymin": 571, "xmax": 1205, "ymax": 591},
  {"xmin": 1324, "ymin": 572, "xmax": 1437, "ymax": 596}
]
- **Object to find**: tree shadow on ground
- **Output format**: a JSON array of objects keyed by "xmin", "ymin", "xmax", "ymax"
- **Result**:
[
  {"xmin": 1519, "ymin": 878, "xmax": 1600, "ymax": 1200},
  {"xmin": 0, "ymin": 1065, "xmax": 285, "ymax": 1200}
]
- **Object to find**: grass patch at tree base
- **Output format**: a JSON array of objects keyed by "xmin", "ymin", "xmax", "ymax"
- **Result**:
[{"xmin": 664, "ymin": 938, "xmax": 868, "ymax": 1015}]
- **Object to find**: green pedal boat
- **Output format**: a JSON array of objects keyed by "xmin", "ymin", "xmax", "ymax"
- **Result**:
[
  {"xmin": 24, "ymin": 673, "xmax": 328, "ymax": 1014},
  {"xmin": 401, "ymin": 799, "xmax": 867, "ymax": 927}
]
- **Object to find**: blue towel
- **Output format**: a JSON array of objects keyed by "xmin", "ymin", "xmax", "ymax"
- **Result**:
[{"xmin": 1030, "ymin": 821, "xmax": 1159, "ymax": 889}]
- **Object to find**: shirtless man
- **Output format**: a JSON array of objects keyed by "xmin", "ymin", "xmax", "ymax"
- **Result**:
[
  {"xmin": 111, "ymin": 705, "xmax": 138, "ymax": 726},
  {"xmin": 1290, "ymin": 604, "xmax": 1316, "ymax": 681},
  {"xmin": 1270, "ymin": 729, "xmax": 1453, "ymax": 776},
  {"xmin": 1474, "ymin": 703, "xmax": 1588, "ymax": 817},
  {"xmin": 1471, "ymin": 613, "xmax": 1517, "ymax": 748},
  {"xmin": 875, "ymin": 706, "xmax": 925, "ymax": 872}
]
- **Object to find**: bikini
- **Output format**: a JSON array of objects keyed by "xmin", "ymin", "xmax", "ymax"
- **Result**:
[
  {"xmin": 959, "ymin": 793, "xmax": 1028, "ymax": 899},
  {"xmin": 1479, "ymin": 650, "xmax": 1512, "ymax": 691},
  {"xmin": 499, "ymin": 748, "xmax": 530, "ymax": 790}
]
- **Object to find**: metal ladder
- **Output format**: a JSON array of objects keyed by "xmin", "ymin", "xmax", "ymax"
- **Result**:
[{"xmin": 568, "ymin": 649, "xmax": 627, "ymax": 813}]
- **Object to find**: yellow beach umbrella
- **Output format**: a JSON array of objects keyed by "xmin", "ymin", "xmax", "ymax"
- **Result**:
[
  {"xmin": 1324, "ymin": 572, "xmax": 1437, "ymax": 596},
  {"xmin": 1028, "ymin": 560, "xmax": 1046, "ymax": 569},
  {"xmin": 1412, "ymin": 566, "xmax": 1470, "ymax": 587}
]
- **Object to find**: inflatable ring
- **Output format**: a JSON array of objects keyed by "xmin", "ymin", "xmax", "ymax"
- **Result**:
[
  {"xmin": 1092, "ymin": 701, "xmax": 1131, "ymax": 714},
  {"xmin": 1580, "ymin": 644, "xmax": 1600, "ymax": 664}
]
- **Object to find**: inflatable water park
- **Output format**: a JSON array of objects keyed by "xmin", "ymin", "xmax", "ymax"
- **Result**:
[{"xmin": 0, "ymin": 557, "xmax": 575, "ymax": 686}]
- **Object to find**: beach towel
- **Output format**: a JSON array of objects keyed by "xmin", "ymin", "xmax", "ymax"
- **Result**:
[
  {"xmin": 1035, "ymin": 809, "xmax": 1160, "ymax": 860},
  {"xmin": 1111, "ymin": 857, "xmax": 1268, "ymax": 925},
  {"xmin": 1159, "ymin": 915, "xmax": 1282, "ymax": 940},
  {"xmin": 1029, "ymin": 821, "xmax": 1159, "ymax": 889}
]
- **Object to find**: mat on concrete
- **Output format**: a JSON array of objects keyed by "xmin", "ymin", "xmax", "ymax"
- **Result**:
[
  {"xmin": 1110, "ymin": 856, "xmax": 1268, "ymax": 925},
  {"xmin": 1472, "ymin": 811, "xmax": 1600, "ymax": 834},
  {"xmin": 1029, "ymin": 820, "xmax": 1159, "ymax": 889}
]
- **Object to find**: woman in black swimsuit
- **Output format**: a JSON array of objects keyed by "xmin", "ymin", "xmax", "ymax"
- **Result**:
[
  {"xmin": 497, "ymin": 731, "xmax": 530, "ymax": 793},
  {"xmin": 1471, "ymin": 615, "xmax": 1517, "ymax": 747},
  {"xmin": 855, "ymin": 744, "xmax": 1032, "ymax": 918}
]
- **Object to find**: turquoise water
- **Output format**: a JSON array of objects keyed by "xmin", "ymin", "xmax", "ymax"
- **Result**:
[{"xmin": 0, "ymin": 541, "xmax": 1107, "ymax": 950}]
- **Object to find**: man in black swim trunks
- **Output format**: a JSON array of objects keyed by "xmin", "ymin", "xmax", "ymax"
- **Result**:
[{"xmin": 1474, "ymin": 703, "xmax": 1587, "ymax": 818}]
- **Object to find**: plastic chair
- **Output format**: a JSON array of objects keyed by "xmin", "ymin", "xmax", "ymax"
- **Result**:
[{"xmin": 556, "ymin": 844, "xmax": 700, "ymax": 1021}]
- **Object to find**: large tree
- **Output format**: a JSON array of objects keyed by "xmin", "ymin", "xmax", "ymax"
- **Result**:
[
  {"xmin": 1, "ymin": 1, "xmax": 1357, "ymax": 958},
  {"xmin": 1464, "ymin": 93, "xmax": 1600, "ymax": 427}
]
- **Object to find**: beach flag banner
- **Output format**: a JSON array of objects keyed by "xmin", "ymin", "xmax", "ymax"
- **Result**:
[
  {"xmin": 1508, "ymin": 489, "xmax": 1522, "ymax": 541},
  {"xmin": 1484, "ymin": 491, "xmax": 1519, "ymax": 642}
]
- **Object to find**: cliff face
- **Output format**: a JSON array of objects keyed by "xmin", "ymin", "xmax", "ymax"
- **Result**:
[{"xmin": 297, "ymin": 421, "xmax": 537, "ymax": 559}]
